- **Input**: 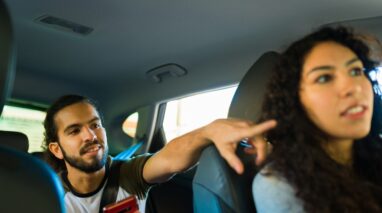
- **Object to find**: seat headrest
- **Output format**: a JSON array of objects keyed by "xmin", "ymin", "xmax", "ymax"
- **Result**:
[
  {"xmin": 0, "ymin": 131, "xmax": 29, "ymax": 152},
  {"xmin": 0, "ymin": 1, "xmax": 16, "ymax": 115},
  {"xmin": 193, "ymin": 51, "xmax": 281, "ymax": 213},
  {"xmin": 229, "ymin": 51, "xmax": 281, "ymax": 120},
  {"xmin": 0, "ymin": 146, "xmax": 65, "ymax": 212}
]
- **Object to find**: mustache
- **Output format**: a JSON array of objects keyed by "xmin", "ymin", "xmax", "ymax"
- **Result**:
[{"xmin": 79, "ymin": 140, "xmax": 103, "ymax": 155}]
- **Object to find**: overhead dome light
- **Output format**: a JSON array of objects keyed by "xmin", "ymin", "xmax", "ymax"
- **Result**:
[{"xmin": 146, "ymin": 63, "xmax": 187, "ymax": 83}]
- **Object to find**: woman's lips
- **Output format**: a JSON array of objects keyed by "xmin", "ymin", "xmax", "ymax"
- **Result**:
[{"xmin": 340, "ymin": 105, "xmax": 367, "ymax": 119}]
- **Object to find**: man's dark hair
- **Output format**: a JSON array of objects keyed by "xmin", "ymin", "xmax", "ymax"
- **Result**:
[{"xmin": 42, "ymin": 94, "xmax": 102, "ymax": 172}]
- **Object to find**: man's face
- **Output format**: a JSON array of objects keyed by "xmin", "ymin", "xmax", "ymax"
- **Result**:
[{"xmin": 51, "ymin": 102, "xmax": 108, "ymax": 173}]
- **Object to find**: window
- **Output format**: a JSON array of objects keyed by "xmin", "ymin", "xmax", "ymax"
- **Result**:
[
  {"xmin": 163, "ymin": 86, "xmax": 237, "ymax": 142},
  {"xmin": 0, "ymin": 105, "xmax": 46, "ymax": 153},
  {"xmin": 122, "ymin": 112, "xmax": 139, "ymax": 138},
  {"xmin": 370, "ymin": 67, "xmax": 382, "ymax": 94}
]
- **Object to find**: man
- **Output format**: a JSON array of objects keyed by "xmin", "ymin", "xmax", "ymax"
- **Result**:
[{"xmin": 43, "ymin": 95, "xmax": 276, "ymax": 213}]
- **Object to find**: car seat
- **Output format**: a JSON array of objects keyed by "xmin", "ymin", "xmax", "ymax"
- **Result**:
[
  {"xmin": 192, "ymin": 51, "xmax": 281, "ymax": 213},
  {"xmin": 0, "ymin": 130, "xmax": 29, "ymax": 152},
  {"xmin": 0, "ymin": 1, "xmax": 66, "ymax": 212}
]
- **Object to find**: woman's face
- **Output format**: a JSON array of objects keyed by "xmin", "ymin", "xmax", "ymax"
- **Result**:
[{"xmin": 299, "ymin": 41, "xmax": 373, "ymax": 141}]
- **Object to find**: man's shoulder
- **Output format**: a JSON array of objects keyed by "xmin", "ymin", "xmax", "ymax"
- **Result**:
[
  {"xmin": 111, "ymin": 153, "xmax": 153, "ymax": 181},
  {"xmin": 111, "ymin": 153, "xmax": 153, "ymax": 166}
]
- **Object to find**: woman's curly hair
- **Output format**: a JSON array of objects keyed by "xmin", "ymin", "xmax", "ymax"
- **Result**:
[{"xmin": 259, "ymin": 26, "xmax": 382, "ymax": 212}]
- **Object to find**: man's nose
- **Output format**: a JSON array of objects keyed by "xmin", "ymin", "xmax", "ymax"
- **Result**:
[{"xmin": 82, "ymin": 127, "xmax": 97, "ymax": 142}]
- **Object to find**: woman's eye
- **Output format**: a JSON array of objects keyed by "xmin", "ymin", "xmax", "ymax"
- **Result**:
[
  {"xmin": 315, "ymin": 74, "xmax": 332, "ymax": 84},
  {"xmin": 349, "ymin": 67, "xmax": 364, "ymax": 76}
]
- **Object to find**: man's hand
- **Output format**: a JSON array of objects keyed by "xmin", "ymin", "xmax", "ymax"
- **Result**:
[
  {"xmin": 201, "ymin": 119, "xmax": 277, "ymax": 174},
  {"xmin": 143, "ymin": 118, "xmax": 276, "ymax": 183}
]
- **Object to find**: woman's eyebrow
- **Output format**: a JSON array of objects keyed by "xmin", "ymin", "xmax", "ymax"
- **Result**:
[
  {"xmin": 307, "ymin": 65, "xmax": 333, "ymax": 76},
  {"xmin": 306, "ymin": 57, "xmax": 361, "ymax": 77},
  {"xmin": 345, "ymin": 57, "xmax": 360, "ymax": 66}
]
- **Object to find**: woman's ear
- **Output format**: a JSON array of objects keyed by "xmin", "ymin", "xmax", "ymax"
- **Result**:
[{"xmin": 48, "ymin": 142, "xmax": 64, "ymax": 160}]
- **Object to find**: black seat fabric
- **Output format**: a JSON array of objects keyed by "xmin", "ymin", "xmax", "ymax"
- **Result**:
[
  {"xmin": 0, "ymin": 146, "xmax": 66, "ymax": 213},
  {"xmin": 0, "ymin": 1, "xmax": 16, "ymax": 113},
  {"xmin": 0, "ymin": 2, "xmax": 30, "ymax": 153},
  {"xmin": 0, "ymin": 130, "xmax": 29, "ymax": 152},
  {"xmin": 192, "ymin": 52, "xmax": 281, "ymax": 213},
  {"xmin": 145, "ymin": 167, "xmax": 196, "ymax": 213},
  {"xmin": 0, "ymin": 1, "xmax": 66, "ymax": 212}
]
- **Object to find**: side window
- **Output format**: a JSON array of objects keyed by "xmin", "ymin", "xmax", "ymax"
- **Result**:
[
  {"xmin": 122, "ymin": 112, "xmax": 139, "ymax": 138},
  {"xmin": 0, "ymin": 105, "xmax": 46, "ymax": 153},
  {"xmin": 163, "ymin": 86, "xmax": 237, "ymax": 142},
  {"xmin": 370, "ymin": 67, "xmax": 382, "ymax": 94}
]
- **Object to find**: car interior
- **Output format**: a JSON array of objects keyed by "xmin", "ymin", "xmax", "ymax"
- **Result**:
[
  {"xmin": 193, "ymin": 51, "xmax": 280, "ymax": 213},
  {"xmin": 1, "ymin": 0, "xmax": 382, "ymax": 212},
  {"xmin": 0, "ymin": 2, "xmax": 65, "ymax": 212}
]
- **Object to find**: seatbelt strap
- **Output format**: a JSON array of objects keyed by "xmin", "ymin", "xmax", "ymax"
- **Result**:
[
  {"xmin": 114, "ymin": 141, "xmax": 144, "ymax": 160},
  {"xmin": 99, "ymin": 160, "xmax": 123, "ymax": 213}
]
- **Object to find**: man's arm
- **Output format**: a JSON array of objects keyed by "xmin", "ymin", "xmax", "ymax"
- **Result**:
[{"xmin": 142, "ymin": 118, "xmax": 277, "ymax": 183}]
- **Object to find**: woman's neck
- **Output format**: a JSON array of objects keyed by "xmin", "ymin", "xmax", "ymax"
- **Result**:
[{"xmin": 321, "ymin": 139, "xmax": 354, "ymax": 167}]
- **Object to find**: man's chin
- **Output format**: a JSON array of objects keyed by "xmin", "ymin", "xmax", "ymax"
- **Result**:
[
  {"xmin": 76, "ymin": 160, "xmax": 106, "ymax": 173},
  {"xmin": 64, "ymin": 154, "xmax": 107, "ymax": 173}
]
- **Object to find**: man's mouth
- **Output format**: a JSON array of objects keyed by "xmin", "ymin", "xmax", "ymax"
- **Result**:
[
  {"xmin": 85, "ymin": 145, "xmax": 101, "ymax": 152},
  {"xmin": 80, "ymin": 143, "xmax": 103, "ymax": 155}
]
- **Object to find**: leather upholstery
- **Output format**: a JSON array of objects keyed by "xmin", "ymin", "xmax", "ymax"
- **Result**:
[
  {"xmin": 0, "ymin": 1, "xmax": 65, "ymax": 212},
  {"xmin": 0, "ymin": 130, "xmax": 29, "ymax": 152},
  {"xmin": 0, "ymin": 146, "xmax": 66, "ymax": 212},
  {"xmin": 192, "ymin": 52, "xmax": 281, "ymax": 213}
]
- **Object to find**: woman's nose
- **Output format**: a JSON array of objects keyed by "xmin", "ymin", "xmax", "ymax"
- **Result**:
[{"xmin": 339, "ymin": 76, "xmax": 362, "ymax": 98}]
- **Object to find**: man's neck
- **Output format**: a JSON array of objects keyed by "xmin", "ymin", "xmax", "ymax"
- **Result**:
[{"xmin": 66, "ymin": 166, "xmax": 106, "ymax": 194}]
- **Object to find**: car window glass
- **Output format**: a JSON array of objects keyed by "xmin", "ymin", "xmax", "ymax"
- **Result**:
[
  {"xmin": 122, "ymin": 112, "xmax": 139, "ymax": 138},
  {"xmin": 369, "ymin": 67, "xmax": 382, "ymax": 94},
  {"xmin": 163, "ymin": 86, "xmax": 237, "ymax": 142},
  {"xmin": 0, "ymin": 105, "xmax": 46, "ymax": 152}
]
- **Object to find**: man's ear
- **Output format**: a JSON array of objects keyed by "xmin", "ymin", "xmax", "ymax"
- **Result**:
[{"xmin": 48, "ymin": 142, "xmax": 64, "ymax": 160}]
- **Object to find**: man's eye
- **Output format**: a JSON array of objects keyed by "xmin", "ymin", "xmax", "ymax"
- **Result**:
[
  {"xmin": 349, "ymin": 67, "xmax": 365, "ymax": 76},
  {"xmin": 91, "ymin": 123, "xmax": 101, "ymax": 129},
  {"xmin": 69, "ymin": 129, "xmax": 80, "ymax": 135},
  {"xmin": 315, "ymin": 74, "xmax": 332, "ymax": 84}
]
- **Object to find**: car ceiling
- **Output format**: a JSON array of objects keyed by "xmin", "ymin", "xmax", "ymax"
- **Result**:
[{"xmin": 4, "ymin": 0, "xmax": 382, "ymax": 122}]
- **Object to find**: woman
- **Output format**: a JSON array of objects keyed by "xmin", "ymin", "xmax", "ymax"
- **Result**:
[{"xmin": 252, "ymin": 26, "xmax": 382, "ymax": 212}]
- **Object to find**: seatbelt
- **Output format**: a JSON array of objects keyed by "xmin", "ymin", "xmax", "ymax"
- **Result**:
[
  {"xmin": 99, "ymin": 160, "xmax": 123, "ymax": 213},
  {"xmin": 114, "ymin": 141, "xmax": 144, "ymax": 160}
]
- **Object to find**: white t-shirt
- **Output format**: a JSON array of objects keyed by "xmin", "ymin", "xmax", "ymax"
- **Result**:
[
  {"xmin": 64, "ymin": 181, "xmax": 146, "ymax": 213},
  {"xmin": 60, "ymin": 155, "xmax": 152, "ymax": 213}
]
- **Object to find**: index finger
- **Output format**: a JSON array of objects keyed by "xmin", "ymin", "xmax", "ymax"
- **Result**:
[{"xmin": 245, "ymin": 120, "xmax": 277, "ymax": 138}]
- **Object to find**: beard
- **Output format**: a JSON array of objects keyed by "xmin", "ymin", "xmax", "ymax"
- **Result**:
[{"xmin": 59, "ymin": 140, "xmax": 108, "ymax": 173}]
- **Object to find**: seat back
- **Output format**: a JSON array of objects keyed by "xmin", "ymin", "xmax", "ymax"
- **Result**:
[
  {"xmin": 0, "ymin": 130, "xmax": 29, "ymax": 152},
  {"xmin": 0, "ymin": 1, "xmax": 66, "ymax": 212},
  {"xmin": 0, "ymin": 146, "xmax": 66, "ymax": 213},
  {"xmin": 192, "ymin": 52, "xmax": 280, "ymax": 213},
  {"xmin": 0, "ymin": 0, "xmax": 16, "ymax": 114},
  {"xmin": 0, "ymin": 1, "xmax": 31, "ymax": 153},
  {"xmin": 145, "ymin": 168, "xmax": 195, "ymax": 213}
]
